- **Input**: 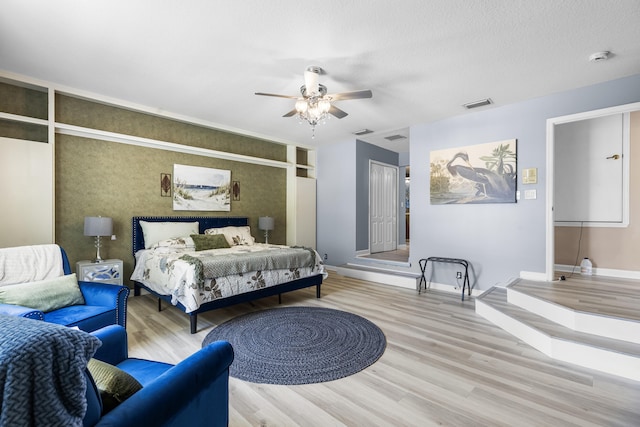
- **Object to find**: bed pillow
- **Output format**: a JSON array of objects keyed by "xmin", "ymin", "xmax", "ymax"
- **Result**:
[
  {"xmin": 150, "ymin": 236, "xmax": 196, "ymax": 250},
  {"xmin": 204, "ymin": 225, "xmax": 255, "ymax": 246},
  {"xmin": 190, "ymin": 234, "xmax": 230, "ymax": 251},
  {"xmin": 87, "ymin": 358, "xmax": 143, "ymax": 414},
  {"xmin": 140, "ymin": 221, "xmax": 199, "ymax": 249},
  {"xmin": 0, "ymin": 273, "xmax": 85, "ymax": 312}
]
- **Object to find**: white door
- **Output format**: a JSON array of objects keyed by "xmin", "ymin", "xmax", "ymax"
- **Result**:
[
  {"xmin": 554, "ymin": 113, "xmax": 624, "ymax": 223},
  {"xmin": 370, "ymin": 162, "xmax": 397, "ymax": 253},
  {"xmin": 0, "ymin": 138, "xmax": 54, "ymax": 247},
  {"xmin": 295, "ymin": 177, "xmax": 316, "ymax": 248}
]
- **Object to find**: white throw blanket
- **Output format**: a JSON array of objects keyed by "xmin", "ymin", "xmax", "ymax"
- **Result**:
[{"xmin": 0, "ymin": 244, "xmax": 64, "ymax": 286}]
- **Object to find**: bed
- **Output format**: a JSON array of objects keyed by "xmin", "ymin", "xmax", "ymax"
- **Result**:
[{"xmin": 130, "ymin": 216, "xmax": 326, "ymax": 333}]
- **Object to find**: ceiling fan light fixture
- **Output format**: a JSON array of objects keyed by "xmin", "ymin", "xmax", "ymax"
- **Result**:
[
  {"xmin": 255, "ymin": 66, "xmax": 373, "ymax": 138},
  {"xmin": 295, "ymin": 99, "xmax": 308, "ymax": 114},
  {"xmin": 319, "ymin": 99, "xmax": 331, "ymax": 113}
]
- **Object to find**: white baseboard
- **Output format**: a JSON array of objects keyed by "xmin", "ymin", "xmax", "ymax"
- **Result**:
[
  {"xmin": 555, "ymin": 264, "xmax": 640, "ymax": 280},
  {"xmin": 519, "ymin": 271, "xmax": 548, "ymax": 281},
  {"xmin": 334, "ymin": 265, "xmax": 417, "ymax": 289}
]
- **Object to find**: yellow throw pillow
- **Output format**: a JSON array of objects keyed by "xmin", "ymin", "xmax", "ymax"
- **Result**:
[{"xmin": 0, "ymin": 273, "xmax": 85, "ymax": 312}]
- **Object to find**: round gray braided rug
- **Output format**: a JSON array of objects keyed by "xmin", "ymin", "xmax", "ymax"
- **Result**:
[{"xmin": 202, "ymin": 306, "xmax": 386, "ymax": 385}]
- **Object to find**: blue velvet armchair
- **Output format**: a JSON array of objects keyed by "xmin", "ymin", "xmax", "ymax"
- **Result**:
[
  {"xmin": 85, "ymin": 325, "xmax": 234, "ymax": 427},
  {"xmin": 0, "ymin": 245, "xmax": 129, "ymax": 332}
]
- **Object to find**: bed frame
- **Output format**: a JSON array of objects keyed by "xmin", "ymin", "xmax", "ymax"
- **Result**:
[{"xmin": 131, "ymin": 216, "xmax": 323, "ymax": 333}]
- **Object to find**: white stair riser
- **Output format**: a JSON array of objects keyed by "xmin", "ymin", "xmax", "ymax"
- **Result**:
[
  {"xmin": 476, "ymin": 299, "xmax": 553, "ymax": 356},
  {"xmin": 476, "ymin": 297, "xmax": 640, "ymax": 382},
  {"xmin": 508, "ymin": 288, "xmax": 640, "ymax": 345}
]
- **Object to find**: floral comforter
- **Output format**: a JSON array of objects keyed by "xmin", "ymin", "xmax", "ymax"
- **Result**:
[{"xmin": 130, "ymin": 244, "xmax": 326, "ymax": 313}]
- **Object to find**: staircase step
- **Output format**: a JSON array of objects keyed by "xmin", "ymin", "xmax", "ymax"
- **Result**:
[
  {"xmin": 334, "ymin": 263, "xmax": 419, "ymax": 290},
  {"xmin": 476, "ymin": 287, "xmax": 640, "ymax": 381},
  {"xmin": 508, "ymin": 278, "xmax": 640, "ymax": 344}
]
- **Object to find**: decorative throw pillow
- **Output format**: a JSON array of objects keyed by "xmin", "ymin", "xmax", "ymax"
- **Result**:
[
  {"xmin": 150, "ymin": 236, "xmax": 196, "ymax": 250},
  {"xmin": 190, "ymin": 234, "xmax": 230, "ymax": 251},
  {"xmin": 0, "ymin": 273, "xmax": 85, "ymax": 312},
  {"xmin": 204, "ymin": 225, "xmax": 255, "ymax": 246},
  {"xmin": 87, "ymin": 358, "xmax": 143, "ymax": 414},
  {"xmin": 140, "ymin": 221, "xmax": 199, "ymax": 249}
]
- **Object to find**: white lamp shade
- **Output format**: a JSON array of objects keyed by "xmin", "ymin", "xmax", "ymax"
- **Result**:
[
  {"xmin": 258, "ymin": 216, "xmax": 274, "ymax": 231},
  {"xmin": 84, "ymin": 216, "xmax": 113, "ymax": 237}
]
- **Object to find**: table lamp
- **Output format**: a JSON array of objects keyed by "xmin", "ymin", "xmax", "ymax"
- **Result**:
[
  {"xmin": 84, "ymin": 216, "xmax": 113, "ymax": 262},
  {"xmin": 258, "ymin": 216, "xmax": 274, "ymax": 244}
]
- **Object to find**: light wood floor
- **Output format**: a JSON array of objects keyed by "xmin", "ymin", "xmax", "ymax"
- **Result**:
[
  {"xmin": 359, "ymin": 246, "xmax": 410, "ymax": 263},
  {"xmin": 515, "ymin": 274, "xmax": 640, "ymax": 321},
  {"xmin": 126, "ymin": 273, "xmax": 640, "ymax": 427}
]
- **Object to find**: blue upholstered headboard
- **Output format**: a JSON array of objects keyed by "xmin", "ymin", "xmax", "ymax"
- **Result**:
[{"xmin": 131, "ymin": 216, "xmax": 249, "ymax": 255}]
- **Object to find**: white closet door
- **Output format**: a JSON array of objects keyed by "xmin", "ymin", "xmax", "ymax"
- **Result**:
[
  {"xmin": 382, "ymin": 165, "xmax": 397, "ymax": 251},
  {"xmin": 554, "ymin": 113, "xmax": 624, "ymax": 223},
  {"xmin": 295, "ymin": 177, "xmax": 316, "ymax": 248},
  {"xmin": 0, "ymin": 138, "xmax": 53, "ymax": 247},
  {"xmin": 370, "ymin": 162, "xmax": 397, "ymax": 254}
]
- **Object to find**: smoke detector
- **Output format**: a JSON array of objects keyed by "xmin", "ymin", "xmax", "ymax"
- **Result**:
[{"xmin": 589, "ymin": 51, "xmax": 610, "ymax": 62}]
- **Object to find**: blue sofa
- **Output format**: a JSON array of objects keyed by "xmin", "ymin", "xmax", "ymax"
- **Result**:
[
  {"xmin": 86, "ymin": 325, "xmax": 234, "ymax": 427},
  {"xmin": 0, "ymin": 245, "xmax": 129, "ymax": 332}
]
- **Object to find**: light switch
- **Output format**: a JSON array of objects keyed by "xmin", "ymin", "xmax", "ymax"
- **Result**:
[{"xmin": 524, "ymin": 189, "xmax": 537, "ymax": 200}]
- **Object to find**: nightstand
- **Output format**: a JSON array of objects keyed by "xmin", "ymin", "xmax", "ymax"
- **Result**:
[{"xmin": 76, "ymin": 259, "xmax": 123, "ymax": 285}]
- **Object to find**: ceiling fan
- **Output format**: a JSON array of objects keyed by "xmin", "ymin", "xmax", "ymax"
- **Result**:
[{"xmin": 255, "ymin": 66, "xmax": 373, "ymax": 137}]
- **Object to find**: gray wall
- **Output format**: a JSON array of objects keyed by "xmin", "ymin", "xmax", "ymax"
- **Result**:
[
  {"xmin": 317, "ymin": 73, "xmax": 640, "ymax": 290},
  {"xmin": 317, "ymin": 140, "xmax": 357, "ymax": 265},
  {"xmin": 410, "ymin": 73, "xmax": 640, "ymax": 290}
]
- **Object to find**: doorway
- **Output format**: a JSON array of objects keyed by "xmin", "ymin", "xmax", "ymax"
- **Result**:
[{"xmin": 545, "ymin": 102, "xmax": 640, "ymax": 280}]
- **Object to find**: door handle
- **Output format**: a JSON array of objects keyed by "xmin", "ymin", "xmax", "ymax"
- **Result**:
[{"xmin": 606, "ymin": 154, "xmax": 620, "ymax": 160}]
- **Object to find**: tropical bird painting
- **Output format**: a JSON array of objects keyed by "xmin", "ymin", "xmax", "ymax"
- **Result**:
[{"xmin": 430, "ymin": 139, "xmax": 517, "ymax": 204}]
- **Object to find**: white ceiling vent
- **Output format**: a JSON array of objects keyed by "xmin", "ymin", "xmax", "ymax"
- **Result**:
[
  {"xmin": 463, "ymin": 98, "xmax": 493, "ymax": 109},
  {"xmin": 384, "ymin": 134, "xmax": 407, "ymax": 141},
  {"xmin": 589, "ymin": 51, "xmax": 610, "ymax": 62}
]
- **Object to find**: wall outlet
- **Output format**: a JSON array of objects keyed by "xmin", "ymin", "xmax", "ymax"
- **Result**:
[
  {"xmin": 456, "ymin": 271, "xmax": 462, "ymax": 279},
  {"xmin": 324, "ymin": 253, "xmax": 328, "ymax": 261}
]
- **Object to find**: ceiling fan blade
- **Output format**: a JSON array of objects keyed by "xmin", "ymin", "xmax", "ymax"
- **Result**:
[
  {"xmin": 328, "ymin": 105, "xmax": 348, "ymax": 119},
  {"xmin": 283, "ymin": 109, "xmax": 297, "ymax": 117},
  {"xmin": 255, "ymin": 92, "xmax": 299, "ymax": 99},
  {"xmin": 329, "ymin": 90, "xmax": 373, "ymax": 101}
]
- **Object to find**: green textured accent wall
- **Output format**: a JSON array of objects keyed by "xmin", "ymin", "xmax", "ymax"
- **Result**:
[
  {"xmin": 0, "ymin": 81, "xmax": 48, "ymax": 119},
  {"xmin": 55, "ymin": 96, "xmax": 286, "ymax": 284},
  {"xmin": 55, "ymin": 94, "xmax": 287, "ymax": 161},
  {"xmin": 0, "ymin": 81, "xmax": 48, "ymax": 142}
]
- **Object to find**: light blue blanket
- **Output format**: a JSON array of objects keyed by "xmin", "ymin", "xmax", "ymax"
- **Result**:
[{"xmin": 0, "ymin": 314, "xmax": 101, "ymax": 427}]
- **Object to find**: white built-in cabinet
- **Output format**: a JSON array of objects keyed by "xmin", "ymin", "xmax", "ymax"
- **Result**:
[
  {"xmin": 0, "ymin": 79, "xmax": 54, "ymax": 247},
  {"xmin": 286, "ymin": 146, "xmax": 317, "ymax": 249}
]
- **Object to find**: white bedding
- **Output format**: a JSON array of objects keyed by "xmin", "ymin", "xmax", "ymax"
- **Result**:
[{"xmin": 130, "ymin": 244, "xmax": 326, "ymax": 313}]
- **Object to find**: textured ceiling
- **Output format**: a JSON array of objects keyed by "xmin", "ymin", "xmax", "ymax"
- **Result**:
[{"xmin": 1, "ymin": 0, "xmax": 639, "ymax": 153}]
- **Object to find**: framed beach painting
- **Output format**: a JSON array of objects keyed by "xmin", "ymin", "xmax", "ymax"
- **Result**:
[
  {"xmin": 430, "ymin": 139, "xmax": 517, "ymax": 204},
  {"xmin": 173, "ymin": 164, "xmax": 231, "ymax": 211}
]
